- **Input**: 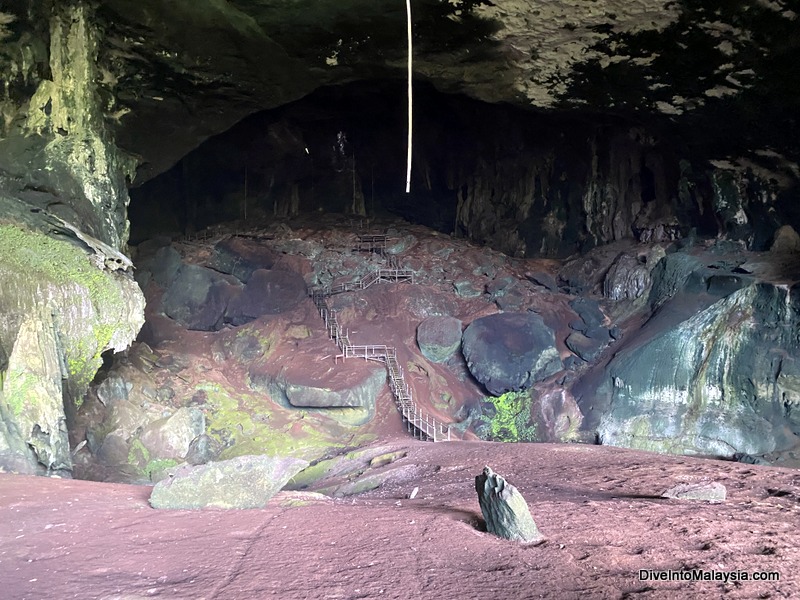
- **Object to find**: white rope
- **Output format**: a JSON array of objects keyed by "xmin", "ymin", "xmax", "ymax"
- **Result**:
[{"xmin": 405, "ymin": 0, "xmax": 413, "ymax": 194}]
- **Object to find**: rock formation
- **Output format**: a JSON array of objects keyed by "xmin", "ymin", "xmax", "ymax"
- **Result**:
[
  {"xmin": 149, "ymin": 454, "xmax": 309, "ymax": 510},
  {"xmin": 475, "ymin": 466, "xmax": 544, "ymax": 543}
]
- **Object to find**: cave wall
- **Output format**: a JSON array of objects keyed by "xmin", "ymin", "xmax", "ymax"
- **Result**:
[
  {"xmin": 0, "ymin": 3, "xmax": 145, "ymax": 475},
  {"xmin": 130, "ymin": 82, "xmax": 798, "ymax": 258}
]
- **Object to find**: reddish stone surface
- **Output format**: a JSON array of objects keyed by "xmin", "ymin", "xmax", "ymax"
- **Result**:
[{"xmin": 2, "ymin": 440, "xmax": 798, "ymax": 599}]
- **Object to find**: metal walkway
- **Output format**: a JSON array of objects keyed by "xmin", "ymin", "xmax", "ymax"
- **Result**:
[{"xmin": 310, "ymin": 260, "xmax": 452, "ymax": 442}]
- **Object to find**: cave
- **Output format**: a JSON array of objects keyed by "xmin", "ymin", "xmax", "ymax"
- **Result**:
[{"xmin": 1, "ymin": 1, "xmax": 800, "ymax": 596}]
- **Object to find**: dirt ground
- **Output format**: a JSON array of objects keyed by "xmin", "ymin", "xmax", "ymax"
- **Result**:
[{"xmin": 2, "ymin": 438, "xmax": 798, "ymax": 600}]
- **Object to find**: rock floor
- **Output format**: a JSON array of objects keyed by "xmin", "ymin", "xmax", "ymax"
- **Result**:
[{"xmin": 2, "ymin": 439, "xmax": 798, "ymax": 599}]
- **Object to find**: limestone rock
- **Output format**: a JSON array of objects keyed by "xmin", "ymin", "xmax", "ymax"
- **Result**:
[
  {"xmin": 148, "ymin": 246, "xmax": 182, "ymax": 288},
  {"xmin": 210, "ymin": 237, "xmax": 278, "ymax": 283},
  {"xmin": 140, "ymin": 407, "xmax": 206, "ymax": 460},
  {"xmin": 462, "ymin": 313, "xmax": 561, "ymax": 396},
  {"xmin": 525, "ymin": 271, "xmax": 558, "ymax": 292},
  {"xmin": 0, "ymin": 220, "xmax": 144, "ymax": 475},
  {"xmin": 648, "ymin": 252, "xmax": 703, "ymax": 308},
  {"xmin": 185, "ymin": 434, "xmax": 222, "ymax": 466},
  {"xmin": 603, "ymin": 247, "xmax": 665, "ymax": 301},
  {"xmin": 162, "ymin": 264, "xmax": 241, "ymax": 331},
  {"xmin": 597, "ymin": 283, "xmax": 800, "ymax": 457},
  {"xmin": 566, "ymin": 331, "xmax": 605, "ymax": 363},
  {"xmin": 225, "ymin": 269, "xmax": 308, "ymax": 325},
  {"xmin": 770, "ymin": 225, "xmax": 800, "ymax": 254},
  {"xmin": 475, "ymin": 466, "xmax": 544, "ymax": 543},
  {"xmin": 149, "ymin": 454, "xmax": 309, "ymax": 510},
  {"xmin": 662, "ymin": 482, "xmax": 727, "ymax": 502},
  {"xmin": 417, "ymin": 316, "xmax": 463, "ymax": 363},
  {"xmin": 264, "ymin": 367, "xmax": 385, "ymax": 411}
]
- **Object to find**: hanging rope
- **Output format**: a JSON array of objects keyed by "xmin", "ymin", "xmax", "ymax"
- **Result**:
[{"xmin": 405, "ymin": 0, "xmax": 413, "ymax": 194}]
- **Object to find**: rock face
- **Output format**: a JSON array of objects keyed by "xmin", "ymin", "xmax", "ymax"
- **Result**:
[
  {"xmin": 139, "ymin": 407, "xmax": 206, "ymax": 460},
  {"xmin": 416, "ymin": 316, "xmax": 463, "ymax": 363},
  {"xmin": 597, "ymin": 283, "xmax": 800, "ymax": 458},
  {"xmin": 210, "ymin": 237, "xmax": 278, "ymax": 283},
  {"xmin": 149, "ymin": 455, "xmax": 309, "ymax": 510},
  {"xmin": 475, "ymin": 466, "xmax": 544, "ymax": 543},
  {"xmin": 162, "ymin": 264, "xmax": 241, "ymax": 331},
  {"xmin": 225, "ymin": 269, "xmax": 308, "ymax": 325},
  {"xmin": 462, "ymin": 313, "xmax": 561, "ymax": 396},
  {"xmin": 0, "ymin": 220, "xmax": 144, "ymax": 475},
  {"xmin": 254, "ymin": 366, "xmax": 385, "ymax": 425}
]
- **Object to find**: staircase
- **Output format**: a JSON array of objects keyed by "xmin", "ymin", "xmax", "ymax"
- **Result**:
[{"xmin": 310, "ymin": 258, "xmax": 452, "ymax": 442}]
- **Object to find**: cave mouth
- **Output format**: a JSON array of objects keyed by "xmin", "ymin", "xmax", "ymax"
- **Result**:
[{"xmin": 129, "ymin": 79, "xmax": 708, "ymax": 256}]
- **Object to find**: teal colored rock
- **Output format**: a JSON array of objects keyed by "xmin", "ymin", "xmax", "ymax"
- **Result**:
[
  {"xmin": 149, "ymin": 454, "xmax": 309, "ymax": 510},
  {"xmin": 475, "ymin": 466, "xmax": 544, "ymax": 543}
]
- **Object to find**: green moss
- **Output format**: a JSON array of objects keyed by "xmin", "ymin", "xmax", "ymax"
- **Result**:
[
  {"xmin": 145, "ymin": 458, "xmax": 178, "ymax": 478},
  {"xmin": 198, "ymin": 382, "xmax": 355, "ymax": 462},
  {"xmin": 127, "ymin": 438, "xmax": 150, "ymax": 473},
  {"xmin": 485, "ymin": 391, "xmax": 538, "ymax": 442},
  {"xmin": 0, "ymin": 224, "xmax": 138, "ymax": 391},
  {"xmin": 3, "ymin": 371, "xmax": 37, "ymax": 416}
]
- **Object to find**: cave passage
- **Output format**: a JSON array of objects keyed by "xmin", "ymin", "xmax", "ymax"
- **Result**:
[{"xmin": 130, "ymin": 79, "xmax": 730, "ymax": 258}]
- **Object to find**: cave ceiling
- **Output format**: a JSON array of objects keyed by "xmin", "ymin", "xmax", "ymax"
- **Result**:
[{"xmin": 1, "ymin": 0, "xmax": 798, "ymax": 186}]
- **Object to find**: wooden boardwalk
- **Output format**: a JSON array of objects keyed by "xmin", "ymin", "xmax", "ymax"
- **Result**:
[{"xmin": 310, "ymin": 259, "xmax": 452, "ymax": 442}]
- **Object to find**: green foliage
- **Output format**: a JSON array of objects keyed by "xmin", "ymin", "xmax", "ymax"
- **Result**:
[{"xmin": 485, "ymin": 390, "xmax": 538, "ymax": 442}]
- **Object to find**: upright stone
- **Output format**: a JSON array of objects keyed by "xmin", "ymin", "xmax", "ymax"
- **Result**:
[{"xmin": 475, "ymin": 466, "xmax": 544, "ymax": 543}]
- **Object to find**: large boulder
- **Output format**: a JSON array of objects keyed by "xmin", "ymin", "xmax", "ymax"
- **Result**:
[
  {"xmin": 274, "ymin": 368, "xmax": 385, "ymax": 410},
  {"xmin": 210, "ymin": 237, "xmax": 278, "ymax": 283},
  {"xmin": 603, "ymin": 247, "xmax": 666, "ymax": 301},
  {"xmin": 149, "ymin": 454, "xmax": 309, "ymax": 510},
  {"xmin": 462, "ymin": 312, "xmax": 561, "ymax": 395},
  {"xmin": 162, "ymin": 264, "xmax": 241, "ymax": 331},
  {"xmin": 139, "ymin": 407, "xmax": 206, "ymax": 460},
  {"xmin": 647, "ymin": 252, "xmax": 703, "ymax": 309},
  {"xmin": 417, "ymin": 316, "xmax": 462, "ymax": 363},
  {"xmin": 225, "ymin": 269, "xmax": 307, "ymax": 325},
  {"xmin": 597, "ymin": 283, "xmax": 800, "ymax": 458}
]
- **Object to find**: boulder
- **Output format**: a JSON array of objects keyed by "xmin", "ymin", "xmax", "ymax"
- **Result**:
[
  {"xmin": 597, "ymin": 283, "xmax": 800, "ymax": 457},
  {"xmin": 149, "ymin": 454, "xmax": 309, "ymax": 510},
  {"xmin": 149, "ymin": 246, "xmax": 182, "ymax": 288},
  {"xmin": 566, "ymin": 331, "xmax": 605, "ymax": 362},
  {"xmin": 140, "ymin": 407, "xmax": 206, "ymax": 460},
  {"xmin": 225, "ymin": 269, "xmax": 307, "ymax": 325},
  {"xmin": 603, "ymin": 246, "xmax": 666, "ymax": 301},
  {"xmin": 706, "ymin": 274, "xmax": 745, "ymax": 297},
  {"xmin": 462, "ymin": 312, "xmax": 561, "ymax": 396},
  {"xmin": 417, "ymin": 316, "xmax": 463, "ymax": 363},
  {"xmin": 185, "ymin": 434, "xmax": 222, "ymax": 466},
  {"xmin": 568, "ymin": 297, "xmax": 605, "ymax": 330},
  {"xmin": 525, "ymin": 271, "xmax": 558, "ymax": 292},
  {"xmin": 210, "ymin": 236, "xmax": 278, "ymax": 283},
  {"xmin": 647, "ymin": 252, "xmax": 703, "ymax": 308},
  {"xmin": 475, "ymin": 466, "xmax": 544, "ymax": 543},
  {"xmin": 261, "ymin": 366, "xmax": 385, "ymax": 411},
  {"xmin": 770, "ymin": 225, "xmax": 800, "ymax": 254},
  {"xmin": 162, "ymin": 264, "xmax": 241, "ymax": 331}
]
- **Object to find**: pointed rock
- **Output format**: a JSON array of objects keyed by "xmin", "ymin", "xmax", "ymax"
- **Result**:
[{"xmin": 475, "ymin": 466, "xmax": 544, "ymax": 543}]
